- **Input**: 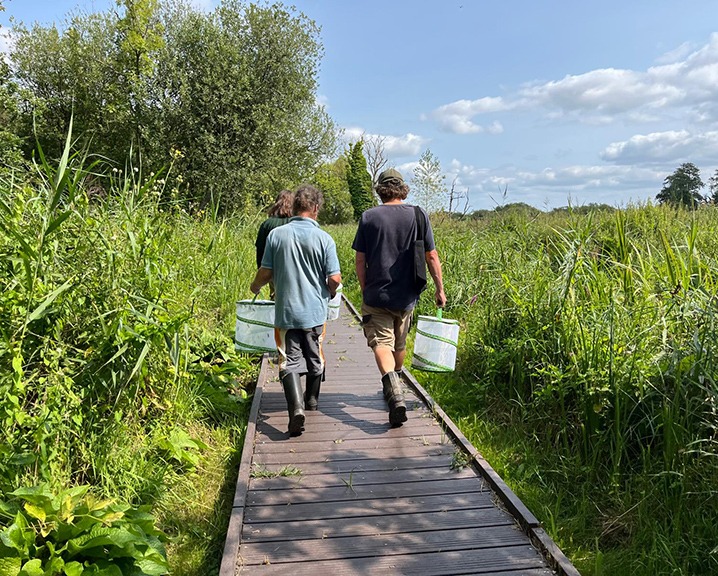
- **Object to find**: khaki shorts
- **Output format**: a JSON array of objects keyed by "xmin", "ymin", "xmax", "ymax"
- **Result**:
[{"xmin": 360, "ymin": 303, "xmax": 413, "ymax": 351}]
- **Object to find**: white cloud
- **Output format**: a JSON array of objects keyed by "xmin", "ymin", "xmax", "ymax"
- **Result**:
[
  {"xmin": 339, "ymin": 127, "xmax": 428, "ymax": 158},
  {"xmin": 444, "ymin": 158, "xmax": 668, "ymax": 210},
  {"xmin": 601, "ymin": 130, "xmax": 718, "ymax": 164},
  {"xmin": 655, "ymin": 41, "xmax": 697, "ymax": 65},
  {"xmin": 432, "ymin": 97, "xmax": 514, "ymax": 133},
  {"xmin": 430, "ymin": 33, "xmax": 718, "ymax": 133}
]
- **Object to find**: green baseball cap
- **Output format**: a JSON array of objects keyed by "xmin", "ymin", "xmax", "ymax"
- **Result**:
[{"xmin": 377, "ymin": 168, "xmax": 404, "ymax": 185}]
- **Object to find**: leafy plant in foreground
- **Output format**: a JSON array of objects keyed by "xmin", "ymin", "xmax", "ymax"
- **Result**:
[{"xmin": 0, "ymin": 484, "xmax": 168, "ymax": 575}]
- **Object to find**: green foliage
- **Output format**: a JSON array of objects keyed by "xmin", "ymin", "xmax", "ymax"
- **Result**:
[
  {"xmin": 412, "ymin": 148, "xmax": 447, "ymax": 214},
  {"xmin": 0, "ymin": 484, "xmax": 168, "ymax": 575},
  {"xmin": 156, "ymin": 429, "xmax": 208, "ymax": 471},
  {"xmin": 0, "ymin": 61, "xmax": 24, "ymax": 173},
  {"xmin": 346, "ymin": 141, "xmax": 373, "ymax": 220},
  {"xmin": 147, "ymin": 0, "xmax": 335, "ymax": 212},
  {"xmin": 6, "ymin": 0, "xmax": 335, "ymax": 213},
  {"xmin": 656, "ymin": 162, "xmax": 705, "ymax": 208},
  {"xmin": 315, "ymin": 158, "xmax": 353, "ymax": 224},
  {"xmin": 708, "ymin": 169, "xmax": 718, "ymax": 205}
]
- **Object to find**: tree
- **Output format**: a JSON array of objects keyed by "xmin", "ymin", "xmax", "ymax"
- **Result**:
[
  {"xmin": 411, "ymin": 148, "xmax": 447, "ymax": 214},
  {"xmin": 114, "ymin": 0, "xmax": 164, "ymax": 161},
  {"xmin": 8, "ymin": 0, "xmax": 336, "ymax": 212},
  {"xmin": 0, "ymin": 59, "xmax": 24, "ymax": 171},
  {"xmin": 708, "ymin": 169, "xmax": 718, "ymax": 205},
  {"xmin": 153, "ymin": 0, "xmax": 336, "ymax": 211},
  {"xmin": 10, "ymin": 13, "xmax": 130, "ymax": 161},
  {"xmin": 656, "ymin": 162, "xmax": 705, "ymax": 208},
  {"xmin": 315, "ymin": 158, "xmax": 353, "ymax": 224},
  {"xmin": 346, "ymin": 140, "xmax": 373, "ymax": 220},
  {"xmin": 362, "ymin": 133, "xmax": 388, "ymax": 190}
]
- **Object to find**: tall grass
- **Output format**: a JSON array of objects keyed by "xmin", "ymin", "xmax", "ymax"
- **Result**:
[{"xmin": 0, "ymin": 135, "xmax": 263, "ymax": 572}]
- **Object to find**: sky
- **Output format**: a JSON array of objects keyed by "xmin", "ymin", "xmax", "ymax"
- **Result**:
[{"xmin": 2, "ymin": 0, "xmax": 718, "ymax": 211}]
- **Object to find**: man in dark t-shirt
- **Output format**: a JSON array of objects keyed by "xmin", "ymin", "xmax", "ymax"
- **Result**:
[{"xmin": 352, "ymin": 168, "xmax": 446, "ymax": 426}]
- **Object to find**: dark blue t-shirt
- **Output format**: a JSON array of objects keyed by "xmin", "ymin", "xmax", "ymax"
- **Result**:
[{"xmin": 352, "ymin": 204, "xmax": 435, "ymax": 310}]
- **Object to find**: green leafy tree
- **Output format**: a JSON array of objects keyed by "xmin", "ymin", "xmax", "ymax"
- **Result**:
[
  {"xmin": 346, "ymin": 140, "xmax": 373, "ymax": 220},
  {"xmin": 153, "ymin": 0, "xmax": 335, "ymax": 212},
  {"xmin": 656, "ymin": 162, "xmax": 705, "ymax": 208},
  {"xmin": 315, "ymin": 158, "xmax": 353, "ymax": 224},
  {"xmin": 10, "ymin": 12, "xmax": 138, "ymax": 162},
  {"xmin": 8, "ymin": 0, "xmax": 335, "ymax": 212},
  {"xmin": 115, "ymin": 0, "xmax": 164, "ymax": 160},
  {"xmin": 0, "ymin": 60, "xmax": 24, "ymax": 170},
  {"xmin": 708, "ymin": 169, "xmax": 718, "ymax": 205},
  {"xmin": 412, "ymin": 148, "xmax": 447, "ymax": 214}
]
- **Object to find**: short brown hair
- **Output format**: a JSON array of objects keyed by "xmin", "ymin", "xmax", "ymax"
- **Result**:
[
  {"xmin": 293, "ymin": 184, "xmax": 324, "ymax": 214},
  {"xmin": 268, "ymin": 189, "xmax": 294, "ymax": 217},
  {"xmin": 376, "ymin": 179, "xmax": 409, "ymax": 203}
]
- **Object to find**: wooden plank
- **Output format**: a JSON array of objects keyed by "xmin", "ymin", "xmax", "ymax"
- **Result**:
[
  {"xmin": 237, "ymin": 545, "xmax": 550, "ymax": 575},
  {"xmin": 251, "ymin": 443, "xmax": 455, "ymax": 465},
  {"xmin": 253, "ymin": 432, "xmax": 447, "ymax": 454},
  {"xmin": 255, "ymin": 418, "xmax": 442, "ymax": 442},
  {"xmin": 248, "ymin": 453, "xmax": 453, "ymax": 475},
  {"xmin": 245, "ymin": 476, "xmax": 486, "ymax": 506},
  {"xmin": 240, "ymin": 525, "xmax": 532, "ymax": 565},
  {"xmin": 248, "ymin": 464, "xmax": 478, "ymax": 491},
  {"xmin": 244, "ymin": 491, "xmax": 495, "ymax": 523},
  {"xmin": 243, "ymin": 507, "xmax": 514, "ymax": 542}
]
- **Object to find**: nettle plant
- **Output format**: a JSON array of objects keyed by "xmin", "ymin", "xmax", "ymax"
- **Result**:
[{"xmin": 0, "ymin": 484, "xmax": 168, "ymax": 575}]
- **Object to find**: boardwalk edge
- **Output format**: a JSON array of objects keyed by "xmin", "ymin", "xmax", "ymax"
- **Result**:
[{"xmin": 219, "ymin": 353, "xmax": 269, "ymax": 576}]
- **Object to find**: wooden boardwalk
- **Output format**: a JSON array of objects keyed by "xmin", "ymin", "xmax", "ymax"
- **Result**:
[{"xmin": 220, "ymin": 298, "xmax": 580, "ymax": 576}]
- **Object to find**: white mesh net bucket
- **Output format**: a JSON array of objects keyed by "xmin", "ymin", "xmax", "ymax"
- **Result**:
[
  {"xmin": 326, "ymin": 284, "xmax": 343, "ymax": 321},
  {"xmin": 235, "ymin": 299, "xmax": 275, "ymax": 353},
  {"xmin": 411, "ymin": 311, "xmax": 459, "ymax": 372}
]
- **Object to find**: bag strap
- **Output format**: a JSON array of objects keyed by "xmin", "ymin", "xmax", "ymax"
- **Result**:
[{"xmin": 414, "ymin": 206, "xmax": 425, "ymax": 243}]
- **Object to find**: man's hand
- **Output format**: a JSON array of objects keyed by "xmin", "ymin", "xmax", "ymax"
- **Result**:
[
  {"xmin": 435, "ymin": 288, "xmax": 447, "ymax": 308},
  {"xmin": 250, "ymin": 267, "xmax": 273, "ymax": 295}
]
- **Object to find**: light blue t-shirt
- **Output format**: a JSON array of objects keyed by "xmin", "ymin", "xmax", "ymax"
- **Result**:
[{"xmin": 261, "ymin": 217, "xmax": 341, "ymax": 329}]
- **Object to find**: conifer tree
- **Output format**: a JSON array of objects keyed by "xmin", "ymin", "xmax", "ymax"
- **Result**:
[{"xmin": 346, "ymin": 140, "xmax": 373, "ymax": 220}]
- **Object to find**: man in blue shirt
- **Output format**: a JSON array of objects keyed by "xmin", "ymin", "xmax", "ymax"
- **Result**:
[{"xmin": 250, "ymin": 185, "xmax": 342, "ymax": 436}]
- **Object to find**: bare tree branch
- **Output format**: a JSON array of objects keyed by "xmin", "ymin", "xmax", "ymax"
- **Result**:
[{"xmin": 363, "ymin": 133, "xmax": 389, "ymax": 188}]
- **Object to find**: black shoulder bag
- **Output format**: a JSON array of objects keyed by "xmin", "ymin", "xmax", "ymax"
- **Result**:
[{"xmin": 414, "ymin": 206, "xmax": 428, "ymax": 293}]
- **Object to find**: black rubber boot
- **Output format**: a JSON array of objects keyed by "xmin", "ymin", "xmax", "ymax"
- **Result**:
[
  {"xmin": 382, "ymin": 371, "xmax": 407, "ymax": 427},
  {"xmin": 281, "ymin": 372, "xmax": 305, "ymax": 436},
  {"xmin": 304, "ymin": 373, "xmax": 322, "ymax": 411}
]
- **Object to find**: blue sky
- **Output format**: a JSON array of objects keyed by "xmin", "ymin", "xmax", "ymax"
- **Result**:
[{"xmin": 2, "ymin": 0, "xmax": 718, "ymax": 211}]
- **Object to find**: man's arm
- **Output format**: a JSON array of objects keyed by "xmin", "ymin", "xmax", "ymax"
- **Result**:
[
  {"xmin": 250, "ymin": 267, "xmax": 273, "ymax": 295},
  {"xmin": 355, "ymin": 252, "xmax": 367, "ymax": 292},
  {"xmin": 327, "ymin": 273, "xmax": 342, "ymax": 298},
  {"xmin": 425, "ymin": 249, "xmax": 446, "ymax": 308}
]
